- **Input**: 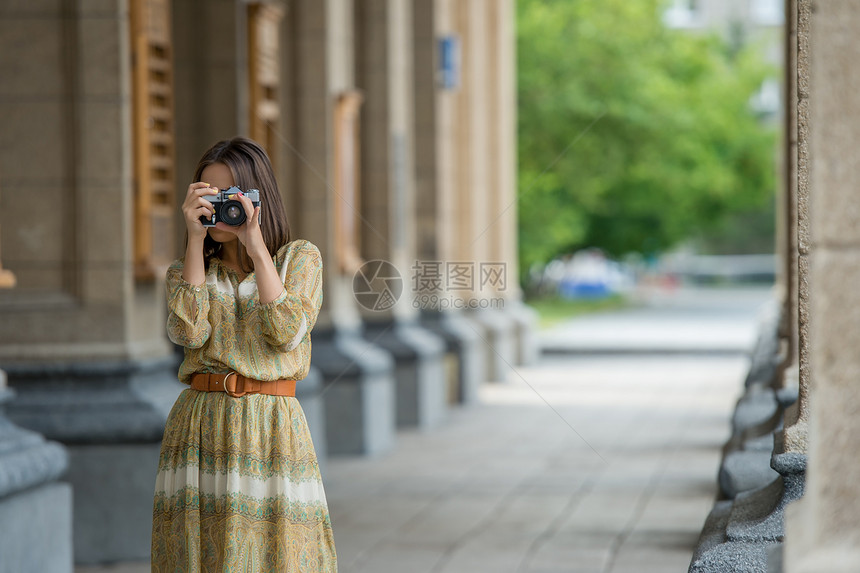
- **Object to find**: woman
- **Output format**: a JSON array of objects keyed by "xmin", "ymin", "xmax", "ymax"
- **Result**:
[{"xmin": 152, "ymin": 137, "xmax": 337, "ymax": 572}]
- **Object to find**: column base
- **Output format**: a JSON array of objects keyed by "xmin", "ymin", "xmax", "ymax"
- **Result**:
[
  {"xmin": 690, "ymin": 453, "xmax": 806, "ymax": 572},
  {"xmin": 364, "ymin": 319, "xmax": 447, "ymax": 429},
  {"xmin": 720, "ymin": 445, "xmax": 780, "ymax": 500},
  {"xmin": 312, "ymin": 327, "xmax": 396, "ymax": 456},
  {"xmin": 0, "ymin": 370, "xmax": 72, "ymax": 573},
  {"xmin": 4, "ymin": 357, "xmax": 180, "ymax": 443},
  {"xmin": 743, "ymin": 298, "xmax": 782, "ymax": 389},
  {"xmin": 466, "ymin": 307, "xmax": 516, "ymax": 383},
  {"xmin": 0, "ymin": 481, "xmax": 72, "ymax": 573},
  {"xmin": 4, "ymin": 357, "xmax": 181, "ymax": 564},
  {"xmin": 506, "ymin": 300, "xmax": 540, "ymax": 366},
  {"xmin": 420, "ymin": 309, "xmax": 485, "ymax": 405},
  {"xmin": 67, "ymin": 443, "xmax": 161, "ymax": 564},
  {"xmin": 725, "ymin": 452, "xmax": 806, "ymax": 543},
  {"xmin": 718, "ymin": 381, "xmax": 795, "ymax": 499}
]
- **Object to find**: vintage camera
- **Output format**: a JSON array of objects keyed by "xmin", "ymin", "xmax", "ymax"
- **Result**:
[{"xmin": 200, "ymin": 186, "xmax": 261, "ymax": 227}]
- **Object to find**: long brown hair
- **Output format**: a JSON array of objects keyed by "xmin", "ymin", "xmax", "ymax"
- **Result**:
[{"xmin": 191, "ymin": 137, "xmax": 291, "ymax": 271}]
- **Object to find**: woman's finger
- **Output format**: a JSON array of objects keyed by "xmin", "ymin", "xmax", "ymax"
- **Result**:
[
  {"xmin": 187, "ymin": 182, "xmax": 211, "ymax": 197},
  {"xmin": 184, "ymin": 200, "xmax": 212, "ymax": 216},
  {"xmin": 234, "ymin": 192, "xmax": 255, "ymax": 219},
  {"xmin": 186, "ymin": 186, "xmax": 217, "ymax": 204},
  {"xmin": 239, "ymin": 193, "xmax": 261, "ymax": 225},
  {"xmin": 197, "ymin": 197, "xmax": 217, "ymax": 212}
]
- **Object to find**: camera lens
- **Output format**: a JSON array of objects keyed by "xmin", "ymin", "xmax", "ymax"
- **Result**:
[{"xmin": 220, "ymin": 200, "xmax": 246, "ymax": 226}]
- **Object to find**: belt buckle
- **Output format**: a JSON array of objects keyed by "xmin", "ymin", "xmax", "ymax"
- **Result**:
[{"xmin": 222, "ymin": 372, "xmax": 245, "ymax": 398}]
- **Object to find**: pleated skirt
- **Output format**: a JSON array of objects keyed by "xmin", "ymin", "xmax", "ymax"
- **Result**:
[{"xmin": 151, "ymin": 389, "xmax": 337, "ymax": 572}]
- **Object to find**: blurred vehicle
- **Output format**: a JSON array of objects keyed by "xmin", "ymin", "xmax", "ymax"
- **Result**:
[{"xmin": 543, "ymin": 248, "xmax": 634, "ymax": 300}]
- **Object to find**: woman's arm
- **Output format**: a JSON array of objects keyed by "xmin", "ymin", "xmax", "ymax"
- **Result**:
[
  {"xmin": 256, "ymin": 243, "xmax": 323, "ymax": 351},
  {"xmin": 165, "ymin": 259, "xmax": 212, "ymax": 348},
  {"xmin": 180, "ymin": 182, "xmax": 216, "ymax": 286},
  {"xmin": 182, "ymin": 235, "xmax": 206, "ymax": 287},
  {"xmin": 167, "ymin": 182, "xmax": 217, "ymax": 348},
  {"xmin": 249, "ymin": 242, "xmax": 286, "ymax": 305}
]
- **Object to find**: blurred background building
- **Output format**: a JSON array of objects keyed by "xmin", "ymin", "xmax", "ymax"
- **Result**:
[{"xmin": 665, "ymin": 0, "xmax": 783, "ymax": 121}]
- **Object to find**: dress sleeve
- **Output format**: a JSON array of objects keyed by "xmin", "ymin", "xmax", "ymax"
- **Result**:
[
  {"xmin": 257, "ymin": 241, "xmax": 323, "ymax": 351},
  {"xmin": 165, "ymin": 259, "xmax": 212, "ymax": 348}
]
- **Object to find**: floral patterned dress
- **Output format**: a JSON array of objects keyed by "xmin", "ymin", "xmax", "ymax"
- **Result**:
[{"xmin": 151, "ymin": 239, "xmax": 337, "ymax": 572}]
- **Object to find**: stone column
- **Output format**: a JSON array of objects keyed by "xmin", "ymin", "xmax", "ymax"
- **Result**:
[
  {"xmin": 0, "ymin": 1, "xmax": 178, "ymax": 563},
  {"xmin": 785, "ymin": 1, "xmax": 860, "ymax": 569},
  {"xmin": 280, "ymin": 0, "xmax": 396, "ymax": 455},
  {"xmin": 413, "ymin": 0, "xmax": 485, "ymax": 406},
  {"xmin": 778, "ymin": 0, "xmax": 798, "ymax": 374},
  {"xmin": 354, "ymin": 0, "xmax": 447, "ymax": 429},
  {"xmin": 451, "ymin": 0, "xmax": 516, "ymax": 384},
  {"xmin": 777, "ymin": 0, "xmax": 810, "ymax": 458},
  {"xmin": 483, "ymin": 0, "xmax": 538, "ymax": 368}
]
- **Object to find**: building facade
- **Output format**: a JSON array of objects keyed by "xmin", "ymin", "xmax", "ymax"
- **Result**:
[{"xmin": 0, "ymin": 0, "xmax": 533, "ymax": 568}]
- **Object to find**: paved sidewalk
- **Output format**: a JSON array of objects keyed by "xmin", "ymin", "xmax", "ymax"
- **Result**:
[{"xmin": 322, "ymin": 354, "xmax": 746, "ymax": 573}]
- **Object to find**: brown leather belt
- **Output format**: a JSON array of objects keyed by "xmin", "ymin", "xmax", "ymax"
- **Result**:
[{"xmin": 190, "ymin": 372, "xmax": 296, "ymax": 398}]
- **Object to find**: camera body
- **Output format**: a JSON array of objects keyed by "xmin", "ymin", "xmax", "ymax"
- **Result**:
[{"xmin": 200, "ymin": 186, "xmax": 261, "ymax": 227}]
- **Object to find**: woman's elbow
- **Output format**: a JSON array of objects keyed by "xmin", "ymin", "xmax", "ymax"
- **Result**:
[
  {"xmin": 263, "ymin": 327, "xmax": 306, "ymax": 352},
  {"xmin": 167, "ymin": 320, "xmax": 210, "ymax": 348},
  {"xmin": 167, "ymin": 331, "xmax": 205, "ymax": 349}
]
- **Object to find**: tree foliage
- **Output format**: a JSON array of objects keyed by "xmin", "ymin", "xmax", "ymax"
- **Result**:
[{"xmin": 517, "ymin": 0, "xmax": 778, "ymax": 277}]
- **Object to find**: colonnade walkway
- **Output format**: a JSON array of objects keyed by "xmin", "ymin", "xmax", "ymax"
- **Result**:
[{"xmin": 78, "ymin": 286, "xmax": 770, "ymax": 573}]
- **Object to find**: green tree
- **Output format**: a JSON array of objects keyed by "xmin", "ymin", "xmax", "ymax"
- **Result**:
[{"xmin": 517, "ymin": 0, "xmax": 778, "ymax": 281}]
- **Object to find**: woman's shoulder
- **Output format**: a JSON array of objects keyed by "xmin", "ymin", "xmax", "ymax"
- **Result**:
[{"xmin": 276, "ymin": 239, "xmax": 321, "ymax": 262}]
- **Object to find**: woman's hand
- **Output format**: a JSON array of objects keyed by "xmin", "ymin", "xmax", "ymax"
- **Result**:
[
  {"xmin": 180, "ymin": 182, "xmax": 215, "ymax": 286},
  {"xmin": 182, "ymin": 182, "xmax": 218, "ymax": 242},
  {"xmin": 214, "ymin": 191, "xmax": 266, "ymax": 257}
]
